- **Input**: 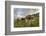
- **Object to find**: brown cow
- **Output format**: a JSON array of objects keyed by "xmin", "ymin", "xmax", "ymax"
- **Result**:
[
  {"xmin": 21, "ymin": 15, "xmax": 33, "ymax": 25},
  {"xmin": 25, "ymin": 15, "xmax": 33, "ymax": 25}
]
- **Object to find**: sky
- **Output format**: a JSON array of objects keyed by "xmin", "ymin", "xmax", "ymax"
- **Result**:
[{"xmin": 14, "ymin": 8, "xmax": 39, "ymax": 19}]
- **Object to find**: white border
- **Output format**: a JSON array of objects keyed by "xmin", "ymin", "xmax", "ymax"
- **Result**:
[{"xmin": 11, "ymin": 5, "xmax": 42, "ymax": 32}]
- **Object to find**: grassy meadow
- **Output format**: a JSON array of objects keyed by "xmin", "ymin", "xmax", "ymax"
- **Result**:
[{"xmin": 14, "ymin": 14, "xmax": 39, "ymax": 27}]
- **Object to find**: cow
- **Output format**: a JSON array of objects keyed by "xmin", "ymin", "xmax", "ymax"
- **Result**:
[
  {"xmin": 21, "ymin": 18, "xmax": 25, "ymax": 20},
  {"xmin": 25, "ymin": 15, "xmax": 33, "ymax": 25},
  {"xmin": 21, "ymin": 15, "xmax": 34, "ymax": 25}
]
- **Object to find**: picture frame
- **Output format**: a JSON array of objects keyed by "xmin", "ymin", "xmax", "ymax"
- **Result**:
[{"xmin": 5, "ymin": 1, "xmax": 45, "ymax": 35}]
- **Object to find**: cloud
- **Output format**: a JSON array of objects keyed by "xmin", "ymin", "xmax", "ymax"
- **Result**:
[{"xmin": 14, "ymin": 8, "xmax": 39, "ymax": 19}]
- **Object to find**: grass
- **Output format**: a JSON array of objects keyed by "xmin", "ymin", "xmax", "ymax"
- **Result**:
[{"xmin": 14, "ymin": 16, "xmax": 39, "ymax": 27}]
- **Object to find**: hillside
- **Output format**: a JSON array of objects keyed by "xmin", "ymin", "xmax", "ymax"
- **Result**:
[{"xmin": 14, "ymin": 13, "xmax": 39, "ymax": 27}]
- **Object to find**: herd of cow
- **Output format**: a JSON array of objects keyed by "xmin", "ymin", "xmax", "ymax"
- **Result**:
[{"xmin": 20, "ymin": 15, "xmax": 34, "ymax": 25}]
